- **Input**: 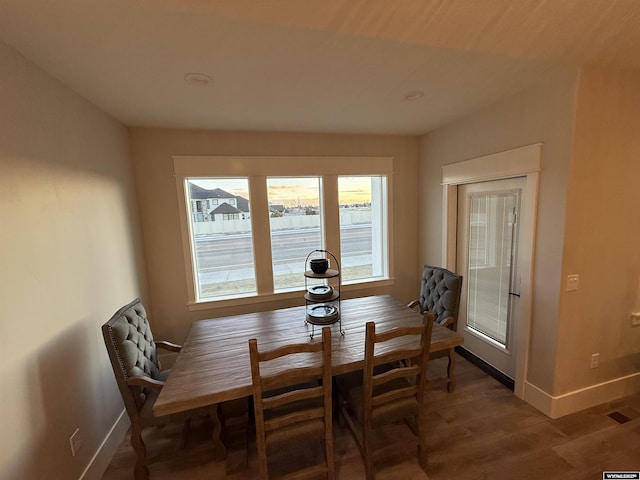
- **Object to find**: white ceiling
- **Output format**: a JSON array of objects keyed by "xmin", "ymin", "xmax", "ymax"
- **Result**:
[{"xmin": 1, "ymin": 0, "xmax": 639, "ymax": 135}]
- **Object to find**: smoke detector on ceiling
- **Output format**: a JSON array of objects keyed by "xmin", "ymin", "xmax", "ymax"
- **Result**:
[
  {"xmin": 403, "ymin": 90, "xmax": 424, "ymax": 101},
  {"xmin": 184, "ymin": 72, "xmax": 213, "ymax": 86}
]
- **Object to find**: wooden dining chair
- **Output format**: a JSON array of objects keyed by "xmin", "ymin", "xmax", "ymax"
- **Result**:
[
  {"xmin": 248, "ymin": 327, "xmax": 335, "ymax": 480},
  {"xmin": 336, "ymin": 312, "xmax": 434, "ymax": 480},
  {"xmin": 103, "ymin": 298, "xmax": 247, "ymax": 480},
  {"xmin": 407, "ymin": 264, "xmax": 462, "ymax": 391}
]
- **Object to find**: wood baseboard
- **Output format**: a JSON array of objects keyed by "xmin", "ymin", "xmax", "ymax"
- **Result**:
[
  {"xmin": 80, "ymin": 409, "xmax": 130, "ymax": 480},
  {"xmin": 524, "ymin": 371, "xmax": 640, "ymax": 419}
]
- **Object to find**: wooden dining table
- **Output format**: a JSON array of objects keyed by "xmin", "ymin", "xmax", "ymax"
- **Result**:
[{"xmin": 153, "ymin": 294, "xmax": 463, "ymax": 455}]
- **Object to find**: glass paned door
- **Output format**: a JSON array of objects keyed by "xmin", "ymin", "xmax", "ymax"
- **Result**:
[
  {"xmin": 466, "ymin": 191, "xmax": 520, "ymax": 348},
  {"xmin": 457, "ymin": 177, "xmax": 525, "ymax": 379}
]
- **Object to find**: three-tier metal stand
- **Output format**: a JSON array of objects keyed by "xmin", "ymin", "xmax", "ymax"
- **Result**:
[{"xmin": 304, "ymin": 249, "xmax": 344, "ymax": 338}]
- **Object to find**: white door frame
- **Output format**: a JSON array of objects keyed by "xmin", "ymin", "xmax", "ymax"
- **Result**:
[{"xmin": 441, "ymin": 144, "xmax": 541, "ymax": 398}]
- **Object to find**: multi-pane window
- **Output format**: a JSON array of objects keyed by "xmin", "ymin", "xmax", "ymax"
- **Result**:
[
  {"xmin": 185, "ymin": 178, "xmax": 256, "ymax": 300},
  {"xmin": 176, "ymin": 156, "xmax": 393, "ymax": 304},
  {"xmin": 267, "ymin": 177, "xmax": 323, "ymax": 292},
  {"xmin": 338, "ymin": 176, "xmax": 388, "ymax": 282}
]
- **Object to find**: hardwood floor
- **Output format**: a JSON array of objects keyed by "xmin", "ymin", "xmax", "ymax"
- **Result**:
[{"xmin": 102, "ymin": 356, "xmax": 640, "ymax": 479}]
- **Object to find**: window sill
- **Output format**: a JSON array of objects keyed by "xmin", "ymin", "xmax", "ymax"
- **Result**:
[{"xmin": 186, "ymin": 278, "xmax": 394, "ymax": 312}]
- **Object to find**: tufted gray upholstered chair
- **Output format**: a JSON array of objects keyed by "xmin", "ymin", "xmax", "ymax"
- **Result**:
[
  {"xmin": 408, "ymin": 265, "xmax": 463, "ymax": 392},
  {"xmin": 102, "ymin": 298, "xmax": 248, "ymax": 480},
  {"xmin": 103, "ymin": 298, "xmax": 248, "ymax": 479},
  {"xmin": 102, "ymin": 298, "xmax": 194, "ymax": 479}
]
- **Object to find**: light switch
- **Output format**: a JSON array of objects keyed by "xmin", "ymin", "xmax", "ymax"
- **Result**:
[{"xmin": 566, "ymin": 274, "xmax": 579, "ymax": 292}]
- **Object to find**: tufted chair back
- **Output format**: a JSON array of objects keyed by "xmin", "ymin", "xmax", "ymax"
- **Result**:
[
  {"xmin": 102, "ymin": 298, "xmax": 161, "ymax": 415},
  {"xmin": 418, "ymin": 265, "xmax": 463, "ymax": 328}
]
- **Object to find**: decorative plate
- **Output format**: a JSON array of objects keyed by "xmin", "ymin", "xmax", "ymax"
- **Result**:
[
  {"xmin": 307, "ymin": 285, "xmax": 334, "ymax": 300},
  {"xmin": 306, "ymin": 303, "xmax": 339, "ymax": 324}
]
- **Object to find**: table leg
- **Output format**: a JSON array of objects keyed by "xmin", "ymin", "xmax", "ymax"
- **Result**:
[
  {"xmin": 446, "ymin": 348, "xmax": 456, "ymax": 392},
  {"xmin": 221, "ymin": 397, "xmax": 250, "ymax": 473},
  {"xmin": 210, "ymin": 404, "xmax": 227, "ymax": 460}
]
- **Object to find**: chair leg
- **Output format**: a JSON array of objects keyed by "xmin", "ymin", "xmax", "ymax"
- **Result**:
[
  {"xmin": 417, "ymin": 412, "xmax": 428, "ymax": 472},
  {"xmin": 256, "ymin": 431, "xmax": 269, "ymax": 480},
  {"xmin": 446, "ymin": 348, "xmax": 456, "ymax": 392},
  {"xmin": 418, "ymin": 438, "xmax": 428, "ymax": 472},
  {"xmin": 324, "ymin": 394, "xmax": 336, "ymax": 480},
  {"xmin": 130, "ymin": 423, "xmax": 149, "ymax": 480},
  {"xmin": 325, "ymin": 433, "xmax": 335, "ymax": 480},
  {"xmin": 363, "ymin": 428, "xmax": 374, "ymax": 480}
]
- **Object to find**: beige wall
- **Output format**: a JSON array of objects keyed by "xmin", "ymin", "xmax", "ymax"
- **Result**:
[
  {"xmin": 3, "ymin": 40, "xmax": 634, "ymax": 480},
  {"xmin": 418, "ymin": 68, "xmax": 579, "ymax": 394},
  {"xmin": 129, "ymin": 129, "xmax": 419, "ymax": 341},
  {"xmin": 555, "ymin": 67, "xmax": 640, "ymax": 394},
  {"xmin": 0, "ymin": 42, "xmax": 146, "ymax": 479},
  {"xmin": 419, "ymin": 65, "xmax": 640, "ymax": 411}
]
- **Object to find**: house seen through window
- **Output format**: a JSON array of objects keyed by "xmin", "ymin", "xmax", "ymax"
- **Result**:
[
  {"xmin": 179, "ymin": 158, "xmax": 391, "ymax": 304},
  {"xmin": 187, "ymin": 178, "xmax": 256, "ymax": 298},
  {"xmin": 185, "ymin": 176, "xmax": 388, "ymax": 301}
]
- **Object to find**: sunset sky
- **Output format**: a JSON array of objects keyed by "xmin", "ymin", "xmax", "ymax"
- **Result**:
[{"xmin": 190, "ymin": 176, "xmax": 374, "ymax": 206}]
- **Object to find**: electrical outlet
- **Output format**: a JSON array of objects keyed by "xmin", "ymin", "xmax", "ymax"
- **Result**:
[
  {"xmin": 69, "ymin": 428, "xmax": 82, "ymax": 457},
  {"xmin": 566, "ymin": 274, "xmax": 579, "ymax": 292},
  {"xmin": 590, "ymin": 353, "xmax": 599, "ymax": 369}
]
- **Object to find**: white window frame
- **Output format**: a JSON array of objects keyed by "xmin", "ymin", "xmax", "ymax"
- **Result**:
[
  {"xmin": 174, "ymin": 156, "xmax": 394, "ymax": 310},
  {"xmin": 441, "ymin": 143, "xmax": 541, "ymax": 399}
]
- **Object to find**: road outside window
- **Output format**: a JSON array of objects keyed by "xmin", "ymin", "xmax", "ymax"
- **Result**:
[
  {"xmin": 338, "ymin": 176, "xmax": 388, "ymax": 282},
  {"xmin": 267, "ymin": 177, "xmax": 323, "ymax": 292},
  {"xmin": 186, "ymin": 177, "xmax": 256, "ymax": 300},
  {"xmin": 176, "ymin": 156, "xmax": 393, "ymax": 305}
]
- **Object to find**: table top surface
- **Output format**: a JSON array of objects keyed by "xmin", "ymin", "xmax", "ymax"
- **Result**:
[{"xmin": 154, "ymin": 295, "xmax": 463, "ymax": 416}]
